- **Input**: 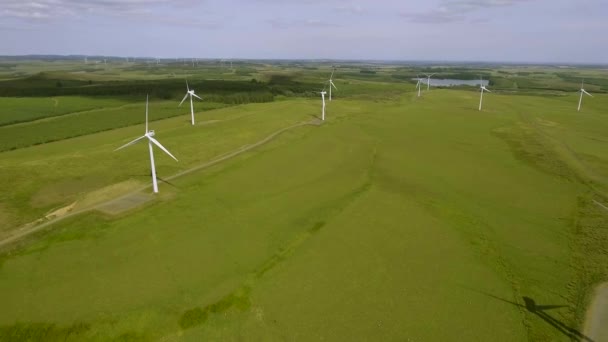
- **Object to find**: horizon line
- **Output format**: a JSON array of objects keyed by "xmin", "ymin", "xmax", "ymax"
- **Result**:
[{"xmin": 1, "ymin": 54, "xmax": 607, "ymax": 67}]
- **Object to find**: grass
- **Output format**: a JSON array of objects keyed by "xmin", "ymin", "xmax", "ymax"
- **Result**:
[
  {"xmin": 0, "ymin": 62, "xmax": 607, "ymax": 340},
  {"xmin": 0, "ymin": 96, "xmax": 130, "ymax": 126},
  {"xmin": 0, "ymin": 99, "xmax": 229, "ymax": 151},
  {"xmin": 0, "ymin": 99, "xmax": 317, "ymax": 235}
]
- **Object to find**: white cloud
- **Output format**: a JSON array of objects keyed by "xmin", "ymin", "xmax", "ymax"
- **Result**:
[
  {"xmin": 267, "ymin": 18, "xmax": 340, "ymax": 29},
  {"xmin": 333, "ymin": 4, "xmax": 366, "ymax": 15},
  {"xmin": 402, "ymin": 0, "xmax": 534, "ymax": 23},
  {"xmin": 0, "ymin": 0, "xmax": 200, "ymax": 21}
]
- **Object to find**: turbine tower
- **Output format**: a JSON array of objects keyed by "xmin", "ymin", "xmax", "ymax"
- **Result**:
[
  {"xmin": 577, "ymin": 80, "xmax": 593, "ymax": 112},
  {"xmin": 415, "ymin": 75, "xmax": 423, "ymax": 97},
  {"xmin": 425, "ymin": 73, "xmax": 435, "ymax": 91},
  {"xmin": 320, "ymin": 91, "xmax": 327, "ymax": 121},
  {"xmin": 327, "ymin": 69, "xmax": 338, "ymax": 101},
  {"xmin": 478, "ymin": 77, "xmax": 491, "ymax": 111},
  {"xmin": 115, "ymin": 95, "xmax": 178, "ymax": 194},
  {"xmin": 179, "ymin": 80, "xmax": 202, "ymax": 125}
]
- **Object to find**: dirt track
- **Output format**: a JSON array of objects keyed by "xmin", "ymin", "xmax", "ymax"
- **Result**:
[
  {"xmin": 584, "ymin": 283, "xmax": 608, "ymax": 342},
  {"xmin": 0, "ymin": 119, "xmax": 318, "ymax": 249}
]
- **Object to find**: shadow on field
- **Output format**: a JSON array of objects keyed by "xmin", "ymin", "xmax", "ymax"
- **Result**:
[
  {"xmin": 308, "ymin": 114, "xmax": 321, "ymax": 120},
  {"xmin": 130, "ymin": 174, "xmax": 179, "ymax": 188},
  {"xmin": 467, "ymin": 288, "xmax": 593, "ymax": 342}
]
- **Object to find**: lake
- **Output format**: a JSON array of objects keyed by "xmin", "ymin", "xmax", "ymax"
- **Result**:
[{"xmin": 412, "ymin": 78, "xmax": 489, "ymax": 87}]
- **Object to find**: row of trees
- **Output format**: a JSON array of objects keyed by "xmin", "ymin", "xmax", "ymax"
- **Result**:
[{"xmin": 0, "ymin": 73, "xmax": 284, "ymax": 104}]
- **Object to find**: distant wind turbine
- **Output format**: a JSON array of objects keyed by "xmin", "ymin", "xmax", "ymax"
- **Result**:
[
  {"xmin": 327, "ymin": 69, "xmax": 338, "ymax": 101},
  {"xmin": 179, "ymin": 80, "xmax": 202, "ymax": 125},
  {"xmin": 577, "ymin": 80, "xmax": 593, "ymax": 112},
  {"xmin": 115, "ymin": 95, "xmax": 178, "ymax": 194},
  {"xmin": 479, "ymin": 77, "xmax": 491, "ymax": 111},
  {"xmin": 415, "ymin": 75, "xmax": 423, "ymax": 97},
  {"xmin": 425, "ymin": 73, "xmax": 435, "ymax": 91}
]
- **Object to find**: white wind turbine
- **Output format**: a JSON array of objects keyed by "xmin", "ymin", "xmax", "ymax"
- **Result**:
[
  {"xmin": 327, "ymin": 69, "xmax": 338, "ymax": 101},
  {"xmin": 577, "ymin": 80, "xmax": 593, "ymax": 112},
  {"xmin": 478, "ymin": 77, "xmax": 491, "ymax": 111},
  {"xmin": 425, "ymin": 73, "xmax": 436, "ymax": 91},
  {"xmin": 115, "ymin": 95, "xmax": 178, "ymax": 194},
  {"xmin": 415, "ymin": 75, "xmax": 423, "ymax": 97},
  {"xmin": 179, "ymin": 80, "xmax": 202, "ymax": 125}
]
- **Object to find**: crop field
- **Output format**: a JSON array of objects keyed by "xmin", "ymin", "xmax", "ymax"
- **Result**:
[
  {"xmin": 0, "ymin": 59, "xmax": 607, "ymax": 341},
  {"xmin": 0, "ymin": 99, "xmax": 229, "ymax": 152}
]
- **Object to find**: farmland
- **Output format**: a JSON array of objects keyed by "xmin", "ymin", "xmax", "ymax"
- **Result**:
[{"xmin": 0, "ymin": 59, "xmax": 607, "ymax": 341}]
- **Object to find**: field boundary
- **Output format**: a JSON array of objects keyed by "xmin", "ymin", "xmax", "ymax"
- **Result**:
[{"xmin": 0, "ymin": 119, "xmax": 319, "ymax": 249}]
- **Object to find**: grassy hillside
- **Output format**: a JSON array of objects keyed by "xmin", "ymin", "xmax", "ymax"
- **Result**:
[{"xmin": 0, "ymin": 87, "xmax": 606, "ymax": 340}]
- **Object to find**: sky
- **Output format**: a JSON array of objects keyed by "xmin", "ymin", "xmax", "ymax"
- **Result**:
[{"xmin": 1, "ymin": 0, "xmax": 607, "ymax": 63}]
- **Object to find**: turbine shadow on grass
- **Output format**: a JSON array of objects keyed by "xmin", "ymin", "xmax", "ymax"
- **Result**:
[
  {"xmin": 308, "ymin": 114, "xmax": 322, "ymax": 120},
  {"xmin": 465, "ymin": 287, "xmax": 593, "ymax": 341},
  {"xmin": 129, "ymin": 174, "xmax": 179, "ymax": 189}
]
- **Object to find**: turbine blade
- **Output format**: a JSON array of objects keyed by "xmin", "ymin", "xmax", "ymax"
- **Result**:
[
  {"xmin": 186, "ymin": 80, "xmax": 190, "ymax": 91},
  {"xmin": 149, "ymin": 137, "xmax": 178, "ymax": 162},
  {"xmin": 485, "ymin": 88, "xmax": 492, "ymax": 93},
  {"xmin": 179, "ymin": 93, "xmax": 189, "ymax": 107},
  {"xmin": 330, "ymin": 69, "xmax": 335, "ymax": 80},
  {"xmin": 583, "ymin": 90, "xmax": 593, "ymax": 97},
  {"xmin": 115, "ymin": 135, "xmax": 146, "ymax": 151},
  {"xmin": 330, "ymin": 81, "xmax": 337, "ymax": 90},
  {"xmin": 192, "ymin": 93, "xmax": 203, "ymax": 100}
]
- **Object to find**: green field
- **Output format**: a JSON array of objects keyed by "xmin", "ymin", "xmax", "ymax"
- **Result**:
[{"xmin": 0, "ymin": 60, "xmax": 607, "ymax": 341}]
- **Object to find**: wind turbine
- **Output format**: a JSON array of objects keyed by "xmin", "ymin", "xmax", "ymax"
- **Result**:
[
  {"xmin": 478, "ymin": 77, "xmax": 491, "ymax": 111},
  {"xmin": 425, "ymin": 73, "xmax": 435, "ymax": 91},
  {"xmin": 115, "ymin": 95, "xmax": 178, "ymax": 194},
  {"xmin": 320, "ymin": 90, "xmax": 327, "ymax": 121},
  {"xmin": 415, "ymin": 75, "xmax": 423, "ymax": 97},
  {"xmin": 327, "ymin": 69, "xmax": 338, "ymax": 101},
  {"xmin": 577, "ymin": 80, "xmax": 593, "ymax": 112},
  {"xmin": 179, "ymin": 80, "xmax": 202, "ymax": 125}
]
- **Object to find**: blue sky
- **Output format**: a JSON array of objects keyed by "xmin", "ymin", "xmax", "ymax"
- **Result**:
[{"xmin": 1, "ymin": 0, "xmax": 606, "ymax": 63}]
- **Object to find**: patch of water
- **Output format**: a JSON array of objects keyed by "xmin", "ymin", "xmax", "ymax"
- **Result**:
[{"xmin": 412, "ymin": 78, "xmax": 489, "ymax": 87}]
